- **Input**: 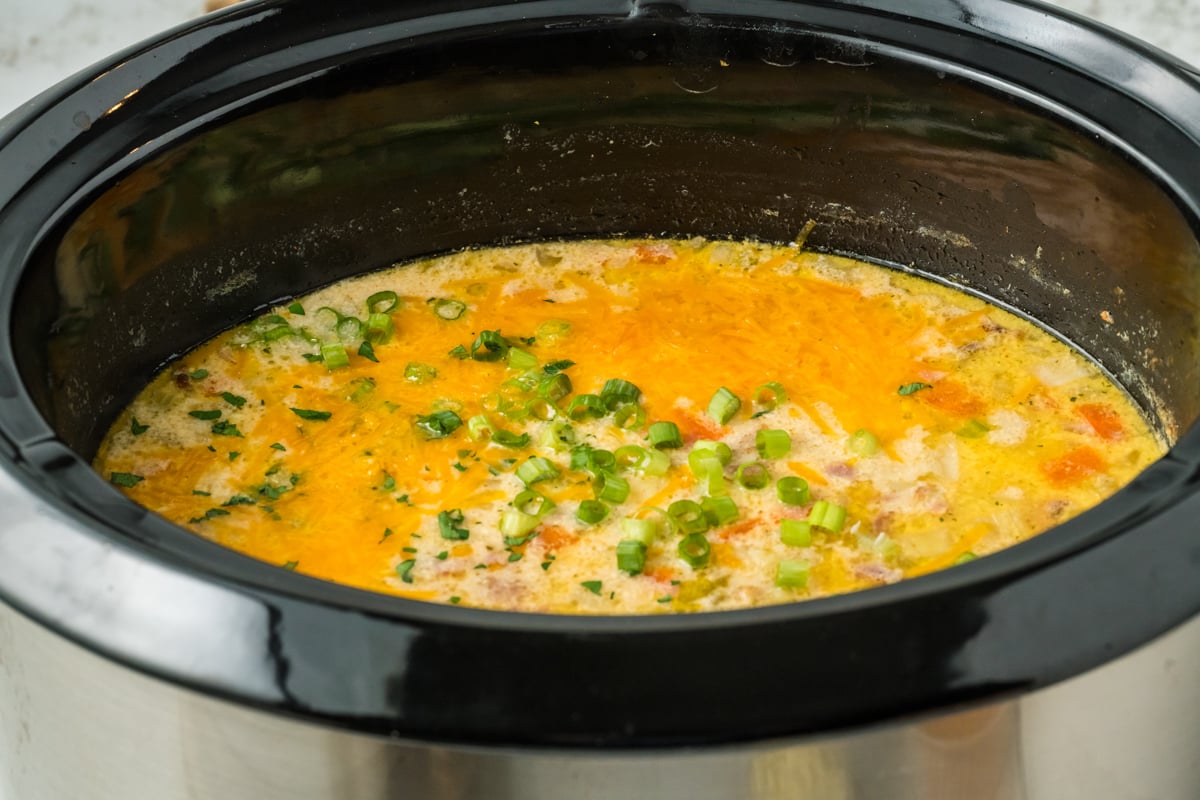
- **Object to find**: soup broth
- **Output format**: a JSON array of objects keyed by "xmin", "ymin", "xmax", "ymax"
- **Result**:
[{"xmin": 95, "ymin": 239, "xmax": 1163, "ymax": 613}]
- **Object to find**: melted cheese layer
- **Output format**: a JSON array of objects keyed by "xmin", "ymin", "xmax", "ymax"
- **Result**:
[{"xmin": 95, "ymin": 239, "xmax": 1163, "ymax": 613}]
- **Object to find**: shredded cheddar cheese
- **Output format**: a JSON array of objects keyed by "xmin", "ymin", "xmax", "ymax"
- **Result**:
[{"xmin": 94, "ymin": 239, "xmax": 1163, "ymax": 613}]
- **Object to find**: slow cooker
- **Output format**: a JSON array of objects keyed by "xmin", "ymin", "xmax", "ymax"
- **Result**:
[{"xmin": 0, "ymin": 1, "xmax": 1196, "ymax": 798}]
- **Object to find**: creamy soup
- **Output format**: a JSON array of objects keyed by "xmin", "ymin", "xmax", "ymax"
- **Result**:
[{"xmin": 95, "ymin": 239, "xmax": 1163, "ymax": 613}]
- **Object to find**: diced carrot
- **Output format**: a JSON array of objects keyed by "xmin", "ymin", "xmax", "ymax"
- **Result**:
[
  {"xmin": 920, "ymin": 380, "xmax": 986, "ymax": 418},
  {"xmin": 1076, "ymin": 403, "xmax": 1125, "ymax": 440},
  {"xmin": 634, "ymin": 243, "xmax": 674, "ymax": 264},
  {"xmin": 677, "ymin": 412, "xmax": 724, "ymax": 442},
  {"xmin": 643, "ymin": 566, "xmax": 676, "ymax": 583},
  {"xmin": 538, "ymin": 525, "xmax": 578, "ymax": 551},
  {"xmin": 721, "ymin": 517, "xmax": 763, "ymax": 537},
  {"xmin": 1040, "ymin": 446, "xmax": 1106, "ymax": 486}
]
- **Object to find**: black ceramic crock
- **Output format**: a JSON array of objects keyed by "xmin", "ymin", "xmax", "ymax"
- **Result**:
[{"xmin": 0, "ymin": 0, "xmax": 1196, "ymax": 754}]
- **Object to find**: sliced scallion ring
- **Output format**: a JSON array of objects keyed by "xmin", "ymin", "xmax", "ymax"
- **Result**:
[
  {"xmin": 776, "ymin": 476, "xmax": 811, "ymax": 506},
  {"xmin": 537, "ymin": 372, "xmax": 573, "ymax": 402},
  {"xmin": 808, "ymin": 500, "xmax": 847, "ymax": 532},
  {"xmin": 499, "ymin": 509, "xmax": 539, "ymax": 540},
  {"xmin": 365, "ymin": 312, "xmax": 393, "ymax": 344},
  {"xmin": 648, "ymin": 420, "xmax": 683, "ymax": 449},
  {"xmin": 594, "ymin": 471, "xmax": 631, "ymax": 504},
  {"xmin": 735, "ymin": 461, "xmax": 770, "ymax": 490},
  {"xmin": 366, "ymin": 290, "xmax": 400, "ymax": 314},
  {"xmin": 707, "ymin": 386, "xmax": 741, "ymax": 425},
  {"xmin": 700, "ymin": 495, "xmax": 739, "ymax": 526},
  {"xmin": 780, "ymin": 518, "xmax": 812, "ymax": 547},
  {"xmin": 848, "ymin": 428, "xmax": 880, "ymax": 456},
  {"xmin": 516, "ymin": 456, "xmax": 560, "ymax": 486},
  {"xmin": 600, "ymin": 378, "xmax": 641, "ymax": 406},
  {"xmin": 611, "ymin": 402, "xmax": 646, "ymax": 431},
  {"xmin": 775, "ymin": 559, "xmax": 810, "ymax": 589},
  {"xmin": 576, "ymin": 499, "xmax": 608, "ymax": 525},
  {"xmin": 693, "ymin": 440, "xmax": 733, "ymax": 465},
  {"xmin": 566, "ymin": 394, "xmax": 606, "ymax": 420},
  {"xmin": 752, "ymin": 381, "xmax": 788, "ymax": 414},
  {"xmin": 620, "ymin": 517, "xmax": 657, "ymax": 546},
  {"xmin": 755, "ymin": 429, "xmax": 791, "ymax": 459},
  {"xmin": 320, "ymin": 342, "xmax": 350, "ymax": 370},
  {"xmin": 667, "ymin": 499, "xmax": 708, "ymax": 534},
  {"xmin": 615, "ymin": 540, "xmax": 647, "ymax": 575},
  {"xmin": 431, "ymin": 298, "xmax": 466, "ymax": 320},
  {"xmin": 678, "ymin": 532, "xmax": 711, "ymax": 568},
  {"xmin": 514, "ymin": 489, "xmax": 556, "ymax": 518}
]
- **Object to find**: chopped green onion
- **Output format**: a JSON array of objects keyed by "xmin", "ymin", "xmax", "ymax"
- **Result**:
[
  {"xmin": 358, "ymin": 341, "xmax": 379, "ymax": 362},
  {"xmin": 707, "ymin": 386, "xmax": 741, "ymax": 424},
  {"xmin": 288, "ymin": 302, "xmax": 305, "ymax": 315},
  {"xmin": 667, "ymin": 500, "xmax": 709, "ymax": 534},
  {"xmin": 211, "ymin": 421, "xmax": 243, "ymax": 437},
  {"xmin": 600, "ymin": 378, "xmax": 641, "ymax": 407},
  {"xmin": 693, "ymin": 440, "xmax": 733, "ymax": 465},
  {"xmin": 688, "ymin": 449, "xmax": 728, "ymax": 496},
  {"xmin": 616, "ymin": 540, "xmax": 647, "ymax": 575},
  {"xmin": 506, "ymin": 347, "xmax": 538, "ymax": 371},
  {"xmin": 536, "ymin": 319, "xmax": 572, "ymax": 341},
  {"xmin": 957, "ymin": 419, "xmax": 991, "ymax": 439},
  {"xmin": 566, "ymin": 394, "xmax": 606, "ymax": 420},
  {"xmin": 540, "ymin": 420, "xmax": 575, "ymax": 452},
  {"xmin": 780, "ymin": 519, "xmax": 812, "ymax": 547},
  {"xmin": 756, "ymin": 429, "xmax": 791, "ymax": 459},
  {"xmin": 503, "ymin": 370, "xmax": 541, "ymax": 395},
  {"xmin": 188, "ymin": 409, "xmax": 222, "ymax": 421},
  {"xmin": 752, "ymin": 382, "xmax": 788, "ymax": 414},
  {"xmin": 543, "ymin": 360, "xmax": 574, "ymax": 375},
  {"xmin": 499, "ymin": 509, "xmax": 540, "ymax": 540},
  {"xmin": 775, "ymin": 559, "xmax": 810, "ymax": 589},
  {"xmin": 776, "ymin": 476, "xmax": 811, "ymax": 506},
  {"xmin": 516, "ymin": 456, "xmax": 560, "ymax": 486},
  {"xmin": 621, "ymin": 517, "xmax": 658, "ymax": 546},
  {"xmin": 871, "ymin": 533, "xmax": 901, "ymax": 561},
  {"xmin": 470, "ymin": 329, "xmax": 510, "ymax": 361},
  {"xmin": 404, "ymin": 362, "xmax": 438, "ymax": 384},
  {"xmin": 415, "ymin": 410, "xmax": 463, "ymax": 439},
  {"xmin": 492, "ymin": 429, "xmax": 531, "ymax": 449},
  {"xmin": 437, "ymin": 509, "xmax": 470, "ymax": 540},
  {"xmin": 366, "ymin": 290, "xmax": 400, "ymax": 314},
  {"xmin": 525, "ymin": 398, "xmax": 557, "ymax": 421},
  {"xmin": 364, "ymin": 313, "xmax": 393, "ymax": 345},
  {"xmin": 735, "ymin": 461, "xmax": 770, "ymax": 490},
  {"xmin": 700, "ymin": 495, "xmax": 739, "ymax": 526},
  {"xmin": 576, "ymin": 499, "xmax": 609, "ymax": 525},
  {"xmin": 594, "ymin": 471, "xmax": 631, "ymax": 504},
  {"xmin": 848, "ymin": 428, "xmax": 880, "ymax": 456},
  {"xmin": 614, "ymin": 445, "xmax": 647, "ymax": 471},
  {"xmin": 648, "ymin": 421, "xmax": 683, "ymax": 449},
  {"xmin": 570, "ymin": 445, "xmax": 614, "ymax": 474},
  {"xmin": 321, "ymin": 342, "xmax": 350, "ymax": 369},
  {"xmin": 955, "ymin": 551, "xmax": 979, "ymax": 565},
  {"xmin": 514, "ymin": 489, "xmax": 555, "ymax": 518},
  {"xmin": 580, "ymin": 580, "xmax": 602, "ymax": 595},
  {"xmin": 611, "ymin": 402, "xmax": 647, "ymax": 431},
  {"xmin": 432, "ymin": 298, "xmax": 467, "ymax": 320},
  {"xmin": 348, "ymin": 377, "xmax": 376, "ymax": 403},
  {"xmin": 678, "ymin": 533, "xmax": 711, "ymax": 568},
  {"xmin": 395, "ymin": 559, "xmax": 416, "ymax": 584},
  {"xmin": 290, "ymin": 407, "xmax": 331, "ymax": 421},
  {"xmin": 110, "ymin": 472, "xmax": 144, "ymax": 488},
  {"xmin": 808, "ymin": 500, "xmax": 847, "ymax": 532},
  {"xmin": 537, "ymin": 372, "xmax": 573, "ymax": 402},
  {"xmin": 448, "ymin": 344, "xmax": 470, "ymax": 359},
  {"xmin": 898, "ymin": 382, "xmax": 933, "ymax": 396}
]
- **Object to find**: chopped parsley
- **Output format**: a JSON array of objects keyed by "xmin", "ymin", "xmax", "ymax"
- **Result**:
[
  {"xmin": 228, "ymin": 451, "xmax": 240, "ymax": 461},
  {"xmin": 189, "ymin": 368, "xmax": 209, "ymax": 380},
  {"xmin": 109, "ymin": 472, "xmax": 144, "ymax": 488},
  {"xmin": 449, "ymin": 596, "xmax": 461, "ymax": 604},
  {"xmin": 188, "ymin": 409, "xmax": 221, "ymax": 420},
  {"xmin": 898, "ymin": 382, "xmax": 933, "ymax": 396},
  {"xmin": 288, "ymin": 302, "xmax": 305, "ymax": 315},
  {"xmin": 270, "ymin": 442, "xmax": 286, "ymax": 451},
  {"xmin": 192, "ymin": 490, "xmax": 211, "ymax": 497},
  {"xmin": 396, "ymin": 560, "xmax": 416, "ymax": 584},
  {"xmin": 290, "ymin": 407, "xmax": 331, "ymax": 421},
  {"xmin": 415, "ymin": 410, "xmax": 463, "ymax": 439},
  {"xmin": 657, "ymin": 595, "xmax": 673, "ymax": 603},
  {"xmin": 189, "ymin": 507, "xmax": 231, "ymax": 523},
  {"xmin": 211, "ymin": 421, "xmax": 243, "ymax": 437},
  {"xmin": 436, "ymin": 551, "xmax": 449, "ymax": 560},
  {"xmin": 402, "ymin": 546, "xmax": 418, "ymax": 554},
  {"xmin": 380, "ymin": 528, "xmax": 394, "ymax": 543},
  {"xmin": 258, "ymin": 482, "xmax": 292, "ymax": 501},
  {"xmin": 452, "ymin": 462, "xmax": 468, "ymax": 472},
  {"xmin": 358, "ymin": 341, "xmax": 379, "ymax": 362},
  {"xmin": 580, "ymin": 580, "xmax": 602, "ymax": 595},
  {"xmin": 222, "ymin": 495, "xmax": 256, "ymax": 507},
  {"xmin": 282, "ymin": 560, "xmax": 299, "ymax": 570},
  {"xmin": 507, "ymin": 551, "xmax": 523, "ymax": 563},
  {"xmin": 301, "ymin": 353, "xmax": 323, "ymax": 363},
  {"xmin": 540, "ymin": 560, "xmax": 553, "ymax": 571},
  {"xmin": 130, "ymin": 417, "xmax": 149, "ymax": 436},
  {"xmin": 382, "ymin": 473, "xmax": 396, "ymax": 492},
  {"xmin": 221, "ymin": 392, "xmax": 247, "ymax": 409},
  {"xmin": 438, "ymin": 509, "xmax": 470, "ymax": 540}
]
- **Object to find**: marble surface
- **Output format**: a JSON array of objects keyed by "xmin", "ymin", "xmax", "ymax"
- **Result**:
[{"xmin": 0, "ymin": 0, "xmax": 1199, "ymax": 119}]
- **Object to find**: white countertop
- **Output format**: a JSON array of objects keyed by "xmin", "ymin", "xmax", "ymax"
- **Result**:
[{"xmin": 1, "ymin": 0, "xmax": 1199, "ymax": 121}]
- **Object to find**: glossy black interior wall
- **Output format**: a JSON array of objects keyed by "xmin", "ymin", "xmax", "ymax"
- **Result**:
[{"xmin": 13, "ymin": 10, "xmax": 1200, "ymax": 457}]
